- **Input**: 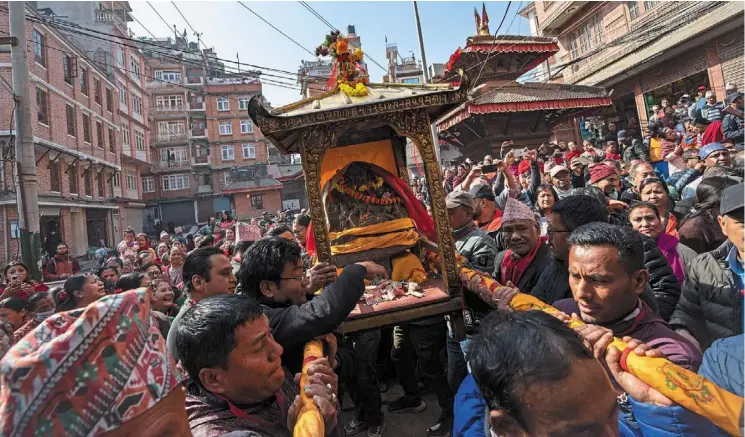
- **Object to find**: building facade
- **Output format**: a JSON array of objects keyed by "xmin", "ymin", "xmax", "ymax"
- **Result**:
[
  {"xmin": 384, "ymin": 43, "xmax": 425, "ymax": 85},
  {"xmin": 0, "ymin": 3, "xmax": 124, "ymax": 265},
  {"xmin": 526, "ymin": 1, "xmax": 744, "ymax": 142}
]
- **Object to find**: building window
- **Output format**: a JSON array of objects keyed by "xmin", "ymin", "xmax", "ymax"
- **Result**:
[
  {"xmin": 32, "ymin": 30, "xmax": 45, "ymax": 65},
  {"xmin": 242, "ymin": 143, "xmax": 256, "ymax": 159},
  {"xmin": 250, "ymin": 194, "xmax": 263, "ymax": 210},
  {"xmin": 218, "ymin": 121, "xmax": 232, "ymax": 135},
  {"xmin": 591, "ymin": 15, "xmax": 603, "ymax": 46},
  {"xmin": 142, "ymin": 176, "xmax": 155, "ymax": 193},
  {"xmin": 224, "ymin": 171, "xmax": 232, "ymax": 185},
  {"xmin": 401, "ymin": 77, "xmax": 420, "ymax": 84},
  {"xmin": 217, "ymin": 97, "xmax": 230, "ymax": 111},
  {"xmin": 63, "ymin": 54, "xmax": 74, "ymax": 85},
  {"xmin": 84, "ymin": 169, "xmax": 92, "ymax": 196},
  {"xmin": 239, "ymin": 97, "xmax": 249, "ymax": 110},
  {"xmin": 156, "ymin": 95, "xmax": 183, "ymax": 110},
  {"xmin": 68, "ymin": 163, "xmax": 78, "ymax": 194},
  {"xmin": 82, "ymin": 113, "xmax": 91, "ymax": 143},
  {"xmin": 135, "ymin": 131, "xmax": 146, "ymax": 151},
  {"xmin": 125, "ymin": 170, "xmax": 137, "ymax": 191},
  {"xmin": 197, "ymin": 172, "xmax": 211, "ymax": 187},
  {"xmin": 628, "ymin": 1, "xmax": 640, "ymax": 20},
  {"xmin": 155, "ymin": 70, "xmax": 181, "ymax": 82},
  {"xmin": 116, "ymin": 46, "xmax": 124, "ymax": 67},
  {"xmin": 221, "ymin": 144, "xmax": 235, "ymax": 161},
  {"xmin": 94, "ymin": 78, "xmax": 102, "ymax": 104},
  {"xmin": 80, "ymin": 68, "xmax": 88, "ymax": 95},
  {"xmin": 160, "ymin": 146, "xmax": 188, "ymax": 163},
  {"xmin": 161, "ymin": 173, "xmax": 190, "ymax": 191},
  {"xmin": 240, "ymin": 119, "xmax": 254, "ymax": 134},
  {"xmin": 66, "ymin": 104, "xmax": 75, "ymax": 136},
  {"xmin": 132, "ymin": 93, "xmax": 142, "ymax": 115},
  {"xmin": 129, "ymin": 58, "xmax": 140, "ymax": 80},
  {"xmin": 121, "ymin": 123, "xmax": 130, "ymax": 145},
  {"xmin": 108, "ymin": 127, "xmax": 116, "ymax": 152},
  {"xmin": 106, "ymin": 88, "xmax": 113, "ymax": 112},
  {"xmin": 158, "ymin": 121, "xmax": 185, "ymax": 138},
  {"xmin": 36, "ymin": 88, "xmax": 48, "ymax": 125},
  {"xmin": 97, "ymin": 172, "xmax": 105, "ymax": 197},
  {"xmin": 644, "ymin": 1, "xmax": 657, "ymax": 11},
  {"xmin": 96, "ymin": 121, "xmax": 104, "ymax": 149},
  {"xmin": 112, "ymin": 172, "xmax": 121, "ymax": 188},
  {"xmin": 49, "ymin": 159, "xmax": 60, "ymax": 192},
  {"xmin": 118, "ymin": 81, "xmax": 127, "ymax": 105}
]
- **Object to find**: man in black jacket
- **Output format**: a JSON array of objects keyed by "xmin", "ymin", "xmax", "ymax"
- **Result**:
[
  {"xmin": 239, "ymin": 237, "xmax": 387, "ymax": 437},
  {"xmin": 670, "ymin": 183, "xmax": 744, "ymax": 351}
]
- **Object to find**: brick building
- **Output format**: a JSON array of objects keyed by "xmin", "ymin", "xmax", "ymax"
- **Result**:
[
  {"xmin": 0, "ymin": 3, "xmax": 124, "ymax": 265},
  {"xmin": 140, "ymin": 37, "xmax": 280, "ymax": 230},
  {"xmin": 36, "ymin": 1, "xmax": 152, "ymax": 238},
  {"xmin": 521, "ymin": 1, "xmax": 744, "ymax": 142}
]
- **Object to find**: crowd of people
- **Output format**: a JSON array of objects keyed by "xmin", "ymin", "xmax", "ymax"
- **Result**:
[{"xmin": 0, "ymin": 84, "xmax": 741, "ymax": 437}]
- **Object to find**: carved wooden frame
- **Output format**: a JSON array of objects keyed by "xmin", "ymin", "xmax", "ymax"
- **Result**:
[{"xmin": 298, "ymin": 109, "xmax": 460, "ymax": 297}]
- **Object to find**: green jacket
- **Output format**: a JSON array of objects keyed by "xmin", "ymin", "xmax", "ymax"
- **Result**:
[{"xmin": 453, "ymin": 222, "xmax": 498, "ymax": 274}]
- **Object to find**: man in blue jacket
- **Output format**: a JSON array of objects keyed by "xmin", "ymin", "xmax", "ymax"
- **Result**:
[{"xmin": 456, "ymin": 310, "xmax": 725, "ymax": 437}]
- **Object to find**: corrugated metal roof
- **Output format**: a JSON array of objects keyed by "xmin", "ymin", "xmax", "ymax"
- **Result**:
[{"xmin": 222, "ymin": 177, "xmax": 283, "ymax": 193}]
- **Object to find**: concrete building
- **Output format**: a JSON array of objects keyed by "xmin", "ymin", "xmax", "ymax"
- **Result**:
[
  {"xmin": 138, "ymin": 33, "xmax": 279, "ymax": 229},
  {"xmin": 384, "ymin": 43, "xmax": 425, "ymax": 85},
  {"xmin": 0, "ymin": 3, "xmax": 124, "ymax": 264},
  {"xmin": 524, "ymin": 1, "xmax": 744, "ymax": 142}
]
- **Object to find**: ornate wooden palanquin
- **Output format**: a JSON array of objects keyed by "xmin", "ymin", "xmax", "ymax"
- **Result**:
[{"xmin": 248, "ymin": 80, "xmax": 469, "ymax": 334}]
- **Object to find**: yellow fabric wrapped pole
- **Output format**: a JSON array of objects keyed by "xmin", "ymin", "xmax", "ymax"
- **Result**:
[
  {"xmin": 293, "ymin": 339, "xmax": 325, "ymax": 437},
  {"xmin": 458, "ymin": 265, "xmax": 744, "ymax": 436}
]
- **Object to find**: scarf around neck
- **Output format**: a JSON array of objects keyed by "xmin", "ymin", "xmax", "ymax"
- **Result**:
[
  {"xmin": 656, "ymin": 233, "xmax": 685, "ymax": 284},
  {"xmin": 500, "ymin": 238, "xmax": 545, "ymax": 285}
]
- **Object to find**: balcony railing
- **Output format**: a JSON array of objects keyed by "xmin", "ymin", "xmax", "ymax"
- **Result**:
[
  {"xmin": 197, "ymin": 185, "xmax": 213, "ymax": 194},
  {"xmin": 151, "ymin": 160, "xmax": 191, "ymax": 173},
  {"xmin": 192, "ymin": 155, "xmax": 211, "ymax": 166},
  {"xmin": 154, "ymin": 132, "xmax": 188, "ymax": 143},
  {"xmin": 190, "ymin": 128, "xmax": 207, "ymax": 138},
  {"xmin": 94, "ymin": 9, "xmax": 127, "ymax": 35},
  {"xmin": 188, "ymin": 101, "xmax": 205, "ymax": 111},
  {"xmin": 186, "ymin": 76, "xmax": 204, "ymax": 86},
  {"xmin": 146, "ymin": 79, "xmax": 184, "ymax": 89},
  {"xmin": 151, "ymin": 104, "xmax": 185, "ymax": 117}
]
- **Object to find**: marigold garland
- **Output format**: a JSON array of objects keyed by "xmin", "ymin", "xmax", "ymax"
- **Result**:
[
  {"xmin": 339, "ymin": 82, "xmax": 368, "ymax": 97},
  {"xmin": 334, "ymin": 179, "xmax": 402, "ymax": 205}
]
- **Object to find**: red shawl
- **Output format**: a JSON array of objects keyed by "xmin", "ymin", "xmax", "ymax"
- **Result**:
[
  {"xmin": 306, "ymin": 165, "xmax": 437, "ymax": 256},
  {"xmin": 500, "ymin": 238, "xmax": 545, "ymax": 285},
  {"xmin": 702, "ymin": 121, "xmax": 724, "ymax": 145}
]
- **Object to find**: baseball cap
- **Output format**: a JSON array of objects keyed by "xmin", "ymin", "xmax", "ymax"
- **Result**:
[
  {"xmin": 549, "ymin": 165, "xmax": 569, "ymax": 179},
  {"xmin": 699, "ymin": 142, "xmax": 728, "ymax": 159},
  {"xmin": 698, "ymin": 85, "xmax": 707, "ymax": 91},
  {"xmin": 719, "ymin": 183, "xmax": 744, "ymax": 216},
  {"xmin": 445, "ymin": 190, "xmax": 474, "ymax": 210},
  {"xmin": 469, "ymin": 183, "xmax": 495, "ymax": 202}
]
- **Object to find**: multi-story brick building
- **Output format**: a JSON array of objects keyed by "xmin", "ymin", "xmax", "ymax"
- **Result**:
[
  {"xmin": 521, "ymin": 1, "xmax": 744, "ymax": 141},
  {"xmin": 0, "ymin": 3, "xmax": 124, "ymax": 265},
  {"xmin": 140, "ymin": 38, "xmax": 281, "ymax": 229},
  {"xmin": 36, "ymin": 1, "xmax": 151, "ymax": 238}
]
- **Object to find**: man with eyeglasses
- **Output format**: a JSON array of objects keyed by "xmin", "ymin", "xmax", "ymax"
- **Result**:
[{"xmin": 239, "ymin": 236, "xmax": 387, "ymax": 436}]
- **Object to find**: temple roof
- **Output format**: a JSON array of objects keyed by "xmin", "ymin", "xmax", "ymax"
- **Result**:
[
  {"xmin": 437, "ymin": 82, "xmax": 612, "ymax": 131},
  {"xmin": 443, "ymin": 35, "xmax": 559, "ymax": 83},
  {"xmin": 248, "ymin": 79, "xmax": 468, "ymax": 154}
]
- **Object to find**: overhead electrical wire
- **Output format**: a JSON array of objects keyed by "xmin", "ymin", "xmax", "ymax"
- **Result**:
[
  {"xmin": 146, "ymin": 1, "xmax": 174, "ymax": 36},
  {"xmin": 169, "ymin": 1, "xmax": 209, "ymax": 50},
  {"xmin": 236, "ymin": 1, "xmax": 317, "ymax": 58},
  {"xmin": 472, "ymin": 1, "xmax": 515, "ymax": 89}
]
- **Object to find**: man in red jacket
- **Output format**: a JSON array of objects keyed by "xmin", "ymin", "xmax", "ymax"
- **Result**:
[{"xmin": 43, "ymin": 243, "xmax": 81, "ymax": 281}]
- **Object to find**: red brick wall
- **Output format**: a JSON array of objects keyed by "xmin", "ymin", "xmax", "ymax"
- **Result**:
[{"xmin": 234, "ymin": 189, "xmax": 282, "ymax": 219}]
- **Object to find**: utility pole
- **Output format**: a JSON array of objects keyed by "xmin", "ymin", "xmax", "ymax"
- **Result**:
[
  {"xmin": 412, "ymin": 1, "xmax": 430, "ymax": 84},
  {"xmin": 9, "ymin": 2, "xmax": 42, "ymax": 280},
  {"xmin": 412, "ymin": 1, "xmax": 440, "ymax": 163}
]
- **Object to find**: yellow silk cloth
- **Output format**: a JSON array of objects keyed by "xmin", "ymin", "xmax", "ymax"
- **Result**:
[
  {"xmin": 391, "ymin": 251, "xmax": 427, "ymax": 283},
  {"xmin": 457, "ymin": 263, "xmax": 744, "ymax": 437},
  {"xmin": 649, "ymin": 137, "xmax": 663, "ymax": 162},
  {"xmin": 329, "ymin": 218, "xmax": 420, "ymax": 255},
  {"xmin": 294, "ymin": 340, "xmax": 324, "ymax": 437}
]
